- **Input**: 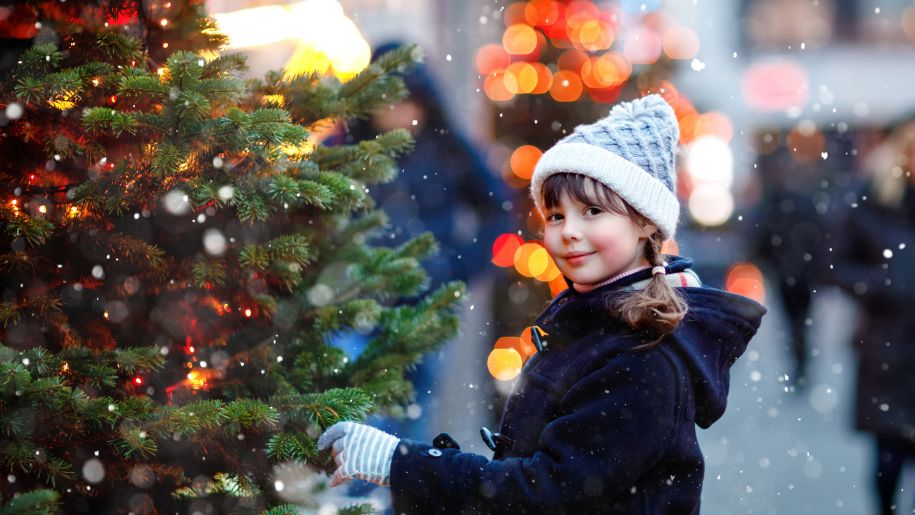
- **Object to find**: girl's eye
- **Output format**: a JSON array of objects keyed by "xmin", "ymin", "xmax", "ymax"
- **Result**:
[
  {"xmin": 585, "ymin": 207, "xmax": 602, "ymax": 215},
  {"xmin": 546, "ymin": 213, "xmax": 562, "ymax": 222}
]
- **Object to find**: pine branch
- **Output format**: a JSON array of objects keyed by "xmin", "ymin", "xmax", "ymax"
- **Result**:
[{"xmin": 0, "ymin": 489, "xmax": 60, "ymax": 515}]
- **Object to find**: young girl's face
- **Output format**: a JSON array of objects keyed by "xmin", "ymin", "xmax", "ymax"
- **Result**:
[{"xmin": 543, "ymin": 190, "xmax": 655, "ymax": 285}]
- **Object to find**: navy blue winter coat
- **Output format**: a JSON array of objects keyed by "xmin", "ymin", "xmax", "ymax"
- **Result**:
[{"xmin": 389, "ymin": 256, "xmax": 766, "ymax": 514}]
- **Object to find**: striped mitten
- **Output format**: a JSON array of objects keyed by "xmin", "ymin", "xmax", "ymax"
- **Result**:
[{"xmin": 317, "ymin": 421, "xmax": 399, "ymax": 487}]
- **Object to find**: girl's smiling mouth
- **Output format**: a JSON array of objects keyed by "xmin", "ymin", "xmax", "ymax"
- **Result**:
[{"xmin": 565, "ymin": 252, "xmax": 594, "ymax": 264}]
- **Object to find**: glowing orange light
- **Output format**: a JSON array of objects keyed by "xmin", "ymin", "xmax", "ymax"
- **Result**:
[
  {"xmin": 503, "ymin": 24, "xmax": 539, "ymax": 55},
  {"xmin": 505, "ymin": 62, "xmax": 539, "ymax": 94},
  {"xmin": 109, "ymin": 95, "xmax": 117, "ymax": 104},
  {"xmin": 69, "ymin": 206, "xmax": 79, "ymax": 218},
  {"xmin": 569, "ymin": 16, "xmax": 613, "ymax": 51},
  {"xmin": 587, "ymin": 86, "xmax": 623, "ymax": 104},
  {"xmin": 530, "ymin": 62, "xmax": 553, "ymax": 94},
  {"xmin": 662, "ymin": 26, "xmax": 700, "ymax": 60},
  {"xmin": 244, "ymin": 308, "xmax": 253, "ymax": 317},
  {"xmin": 160, "ymin": 18, "xmax": 168, "ymax": 27},
  {"xmin": 517, "ymin": 329, "xmax": 542, "ymax": 360},
  {"xmin": 61, "ymin": 362, "xmax": 69, "ymax": 372},
  {"xmin": 503, "ymin": 2, "xmax": 529, "ymax": 26},
  {"xmin": 581, "ymin": 53, "xmax": 630, "ymax": 90},
  {"xmin": 91, "ymin": 78, "xmax": 100, "ymax": 86},
  {"xmin": 475, "ymin": 44, "xmax": 511, "ymax": 75},
  {"xmin": 514, "ymin": 242, "xmax": 550, "ymax": 277},
  {"xmin": 548, "ymin": 273, "xmax": 569, "ymax": 297},
  {"xmin": 549, "ymin": 70, "xmax": 583, "ymax": 102},
  {"xmin": 186, "ymin": 370, "xmax": 207, "ymax": 390},
  {"xmin": 492, "ymin": 233, "xmax": 525, "ymax": 267},
  {"xmin": 678, "ymin": 112, "xmax": 700, "ymax": 144},
  {"xmin": 535, "ymin": 257, "xmax": 563, "ymax": 282},
  {"xmin": 103, "ymin": 311, "xmax": 109, "ymax": 320},
  {"xmin": 557, "ymin": 49, "xmax": 589, "ymax": 73},
  {"xmin": 487, "ymin": 348, "xmax": 522, "ymax": 381},
  {"xmin": 725, "ymin": 262, "xmax": 766, "ymax": 304},
  {"xmin": 484, "ymin": 70, "xmax": 515, "ymax": 102},
  {"xmin": 38, "ymin": 205, "xmax": 47, "ymax": 214},
  {"xmin": 510, "ymin": 145, "xmax": 542, "ymax": 180},
  {"xmin": 495, "ymin": 336, "xmax": 536, "ymax": 362},
  {"xmin": 694, "ymin": 112, "xmax": 734, "ymax": 142},
  {"xmin": 524, "ymin": 0, "xmax": 563, "ymax": 27}
]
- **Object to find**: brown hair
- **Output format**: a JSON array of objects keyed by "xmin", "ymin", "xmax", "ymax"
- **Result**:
[{"xmin": 540, "ymin": 173, "xmax": 687, "ymax": 346}]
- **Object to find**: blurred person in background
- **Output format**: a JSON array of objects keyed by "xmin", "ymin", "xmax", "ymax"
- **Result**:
[
  {"xmin": 336, "ymin": 41, "xmax": 513, "ymax": 441},
  {"xmin": 829, "ymin": 116, "xmax": 915, "ymax": 515},
  {"xmin": 749, "ymin": 141, "xmax": 827, "ymax": 389}
]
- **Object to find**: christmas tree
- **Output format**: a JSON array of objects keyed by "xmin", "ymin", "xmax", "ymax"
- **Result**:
[{"xmin": 0, "ymin": 2, "xmax": 466, "ymax": 513}]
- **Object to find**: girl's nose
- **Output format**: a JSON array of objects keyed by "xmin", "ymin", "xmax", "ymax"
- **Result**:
[{"xmin": 561, "ymin": 220, "xmax": 582, "ymax": 241}]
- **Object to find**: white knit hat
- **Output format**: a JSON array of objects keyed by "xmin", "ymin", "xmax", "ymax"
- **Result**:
[{"xmin": 529, "ymin": 94, "xmax": 681, "ymax": 240}]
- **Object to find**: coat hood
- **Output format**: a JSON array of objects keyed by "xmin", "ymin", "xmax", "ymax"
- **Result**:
[
  {"xmin": 539, "ymin": 256, "xmax": 767, "ymax": 428},
  {"xmin": 673, "ymin": 286, "xmax": 766, "ymax": 427}
]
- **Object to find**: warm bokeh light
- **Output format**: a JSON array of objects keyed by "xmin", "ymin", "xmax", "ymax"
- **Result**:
[
  {"xmin": 496, "ymin": 335, "xmax": 536, "ymax": 361},
  {"xmin": 484, "ymin": 70, "xmax": 515, "ymax": 102},
  {"xmin": 504, "ymin": 2, "xmax": 530, "ymax": 26},
  {"xmin": 688, "ymin": 184, "xmax": 734, "ymax": 227},
  {"xmin": 531, "ymin": 62, "xmax": 554, "ymax": 94},
  {"xmin": 492, "ymin": 233, "xmax": 525, "ymax": 267},
  {"xmin": 549, "ymin": 70, "xmax": 583, "ymax": 102},
  {"xmin": 505, "ymin": 62, "xmax": 540, "ymax": 94},
  {"xmin": 510, "ymin": 144, "xmax": 542, "ymax": 180},
  {"xmin": 568, "ymin": 14, "xmax": 614, "ymax": 51},
  {"xmin": 662, "ymin": 25, "xmax": 700, "ymax": 60},
  {"xmin": 284, "ymin": 44, "xmax": 331, "ymax": 78},
  {"xmin": 557, "ymin": 49, "xmax": 589, "ymax": 73},
  {"xmin": 214, "ymin": 0, "xmax": 371, "ymax": 82},
  {"xmin": 504, "ymin": 24, "xmax": 540, "ymax": 55},
  {"xmin": 741, "ymin": 60, "xmax": 810, "ymax": 112},
  {"xmin": 549, "ymin": 274, "xmax": 568, "ymax": 297},
  {"xmin": 475, "ymin": 44, "xmax": 512, "ymax": 75},
  {"xmin": 565, "ymin": 0, "xmax": 600, "ymax": 19},
  {"xmin": 186, "ymin": 370, "xmax": 208, "ymax": 390},
  {"xmin": 514, "ymin": 242, "xmax": 550, "ymax": 277},
  {"xmin": 678, "ymin": 112, "xmax": 700, "ymax": 144},
  {"xmin": 623, "ymin": 29, "xmax": 662, "ymax": 64},
  {"xmin": 581, "ymin": 53, "xmax": 630, "ymax": 89},
  {"xmin": 685, "ymin": 135, "xmax": 734, "ymax": 187},
  {"xmin": 211, "ymin": 5, "xmax": 291, "ymax": 48},
  {"xmin": 725, "ymin": 262, "xmax": 766, "ymax": 304},
  {"xmin": 488, "ymin": 348, "xmax": 523, "ymax": 381},
  {"xmin": 694, "ymin": 112, "xmax": 734, "ymax": 142},
  {"xmin": 534, "ymin": 257, "xmax": 563, "ymax": 282},
  {"xmin": 525, "ymin": 0, "xmax": 563, "ymax": 27}
]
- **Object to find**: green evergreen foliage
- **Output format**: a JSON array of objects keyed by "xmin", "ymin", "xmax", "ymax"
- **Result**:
[{"xmin": 0, "ymin": 2, "xmax": 466, "ymax": 513}]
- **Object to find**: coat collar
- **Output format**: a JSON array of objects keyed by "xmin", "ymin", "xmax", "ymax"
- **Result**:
[{"xmin": 535, "ymin": 256, "xmax": 695, "ymax": 346}]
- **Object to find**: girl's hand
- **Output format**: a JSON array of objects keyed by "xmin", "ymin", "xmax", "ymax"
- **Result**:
[{"xmin": 317, "ymin": 421, "xmax": 399, "ymax": 487}]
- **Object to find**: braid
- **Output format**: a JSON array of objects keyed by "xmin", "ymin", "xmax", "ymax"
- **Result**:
[{"xmin": 612, "ymin": 231, "xmax": 688, "ymax": 347}]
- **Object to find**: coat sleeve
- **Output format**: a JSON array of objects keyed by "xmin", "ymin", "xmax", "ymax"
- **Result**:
[{"xmin": 389, "ymin": 350, "xmax": 682, "ymax": 514}]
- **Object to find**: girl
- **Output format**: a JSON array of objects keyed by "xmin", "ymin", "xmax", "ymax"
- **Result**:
[{"xmin": 318, "ymin": 94, "xmax": 767, "ymax": 514}]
